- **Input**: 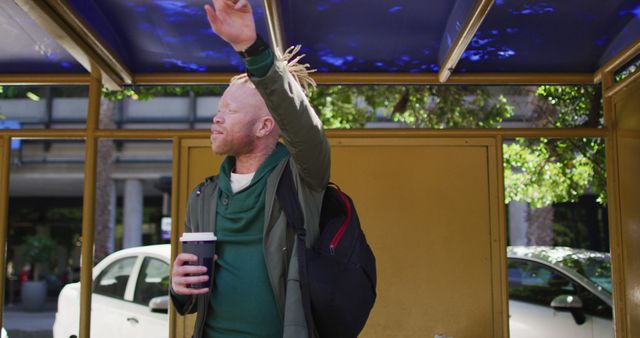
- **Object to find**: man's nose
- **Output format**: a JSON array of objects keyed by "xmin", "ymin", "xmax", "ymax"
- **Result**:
[{"xmin": 213, "ymin": 113, "xmax": 223, "ymax": 124}]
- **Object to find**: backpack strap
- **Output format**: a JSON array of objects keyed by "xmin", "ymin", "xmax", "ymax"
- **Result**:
[{"xmin": 276, "ymin": 160, "xmax": 317, "ymax": 338}]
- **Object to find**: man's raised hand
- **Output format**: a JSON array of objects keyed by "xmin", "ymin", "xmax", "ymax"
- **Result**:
[{"xmin": 204, "ymin": 0, "xmax": 257, "ymax": 51}]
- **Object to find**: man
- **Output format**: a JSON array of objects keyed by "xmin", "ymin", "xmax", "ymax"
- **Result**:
[{"xmin": 170, "ymin": 0, "xmax": 329, "ymax": 337}]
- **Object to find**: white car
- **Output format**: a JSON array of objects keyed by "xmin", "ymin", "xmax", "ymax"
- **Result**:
[
  {"xmin": 53, "ymin": 244, "xmax": 171, "ymax": 338},
  {"xmin": 54, "ymin": 244, "xmax": 613, "ymax": 338},
  {"xmin": 508, "ymin": 246, "xmax": 613, "ymax": 338}
]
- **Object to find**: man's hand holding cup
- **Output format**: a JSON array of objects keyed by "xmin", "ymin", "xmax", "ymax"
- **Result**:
[{"xmin": 171, "ymin": 232, "xmax": 217, "ymax": 295}]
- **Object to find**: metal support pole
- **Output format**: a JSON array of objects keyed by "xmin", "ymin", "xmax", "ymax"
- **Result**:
[
  {"xmin": 602, "ymin": 70, "xmax": 627, "ymax": 338},
  {"xmin": 262, "ymin": 0, "xmax": 286, "ymax": 54},
  {"xmin": 169, "ymin": 136, "xmax": 180, "ymax": 338},
  {"xmin": 79, "ymin": 65, "xmax": 101, "ymax": 338},
  {"xmin": 495, "ymin": 134, "xmax": 509, "ymax": 338},
  {"xmin": 0, "ymin": 136, "xmax": 12, "ymax": 330}
]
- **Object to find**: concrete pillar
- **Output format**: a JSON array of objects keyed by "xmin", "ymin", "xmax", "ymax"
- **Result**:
[
  {"xmin": 123, "ymin": 179, "xmax": 143, "ymax": 248},
  {"xmin": 107, "ymin": 181, "xmax": 116, "ymax": 252},
  {"xmin": 508, "ymin": 201, "xmax": 528, "ymax": 246}
]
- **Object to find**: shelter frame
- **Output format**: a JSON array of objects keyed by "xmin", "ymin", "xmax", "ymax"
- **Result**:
[{"xmin": 0, "ymin": 0, "xmax": 639, "ymax": 335}]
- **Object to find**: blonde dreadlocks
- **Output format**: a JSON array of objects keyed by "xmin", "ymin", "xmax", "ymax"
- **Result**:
[{"xmin": 231, "ymin": 45, "xmax": 317, "ymax": 95}]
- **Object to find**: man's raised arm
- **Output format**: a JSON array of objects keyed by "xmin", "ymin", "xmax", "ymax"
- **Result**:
[{"xmin": 205, "ymin": 0, "xmax": 330, "ymax": 190}]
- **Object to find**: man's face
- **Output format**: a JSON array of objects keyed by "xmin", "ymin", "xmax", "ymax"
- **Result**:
[{"xmin": 210, "ymin": 82, "xmax": 266, "ymax": 156}]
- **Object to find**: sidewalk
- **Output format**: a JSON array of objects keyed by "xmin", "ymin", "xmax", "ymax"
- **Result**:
[{"xmin": 4, "ymin": 299, "xmax": 56, "ymax": 338}]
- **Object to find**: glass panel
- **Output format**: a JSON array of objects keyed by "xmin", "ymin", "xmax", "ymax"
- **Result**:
[
  {"xmin": 504, "ymin": 137, "xmax": 613, "ymax": 337},
  {"xmin": 101, "ymin": 85, "xmax": 225, "ymax": 130},
  {"xmin": 615, "ymin": 54, "xmax": 640, "ymax": 83},
  {"xmin": 85, "ymin": 138, "xmax": 173, "ymax": 337},
  {"xmin": 309, "ymin": 84, "xmax": 603, "ymax": 129},
  {"xmin": 4, "ymin": 139, "xmax": 85, "ymax": 337},
  {"xmin": 0, "ymin": 86, "xmax": 88, "ymax": 129},
  {"xmin": 93, "ymin": 139, "xmax": 172, "ymax": 264},
  {"xmin": 508, "ymin": 259, "xmax": 577, "ymax": 306}
]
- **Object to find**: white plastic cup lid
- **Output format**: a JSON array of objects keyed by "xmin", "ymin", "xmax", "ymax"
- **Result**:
[{"xmin": 180, "ymin": 232, "xmax": 217, "ymax": 242}]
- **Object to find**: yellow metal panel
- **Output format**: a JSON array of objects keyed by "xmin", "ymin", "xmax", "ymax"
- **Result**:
[
  {"xmin": 175, "ymin": 137, "xmax": 505, "ymax": 338},
  {"xmin": 330, "ymin": 138, "xmax": 502, "ymax": 338},
  {"xmin": 175, "ymin": 138, "xmax": 224, "ymax": 338},
  {"xmin": 612, "ymin": 77, "xmax": 640, "ymax": 338}
]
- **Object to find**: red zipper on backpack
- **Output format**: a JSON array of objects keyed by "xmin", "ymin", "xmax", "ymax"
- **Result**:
[{"xmin": 329, "ymin": 187, "xmax": 351, "ymax": 255}]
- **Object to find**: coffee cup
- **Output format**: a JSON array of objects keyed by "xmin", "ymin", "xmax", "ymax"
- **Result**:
[{"xmin": 180, "ymin": 232, "xmax": 217, "ymax": 289}]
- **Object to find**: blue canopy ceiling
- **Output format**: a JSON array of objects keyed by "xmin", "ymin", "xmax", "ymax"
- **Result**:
[
  {"xmin": 63, "ymin": 0, "xmax": 270, "ymax": 73},
  {"xmin": 0, "ymin": 0, "xmax": 639, "ymax": 80},
  {"xmin": 456, "ymin": 0, "xmax": 640, "ymax": 73}
]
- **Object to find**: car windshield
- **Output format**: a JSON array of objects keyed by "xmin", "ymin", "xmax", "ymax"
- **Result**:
[{"xmin": 560, "ymin": 255, "xmax": 612, "ymax": 294}]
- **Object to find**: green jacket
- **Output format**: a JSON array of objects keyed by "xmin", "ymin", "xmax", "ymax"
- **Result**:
[{"xmin": 171, "ymin": 60, "xmax": 330, "ymax": 338}]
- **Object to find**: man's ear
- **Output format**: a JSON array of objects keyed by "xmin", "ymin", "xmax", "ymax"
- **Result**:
[{"xmin": 256, "ymin": 116, "xmax": 275, "ymax": 137}]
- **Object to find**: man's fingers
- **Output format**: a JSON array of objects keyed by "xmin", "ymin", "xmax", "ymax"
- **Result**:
[
  {"xmin": 171, "ymin": 262, "xmax": 210, "ymax": 296},
  {"xmin": 174, "ymin": 253, "xmax": 198, "ymax": 266},
  {"xmin": 234, "ymin": 0, "xmax": 250, "ymax": 10},
  {"xmin": 204, "ymin": 4, "xmax": 218, "ymax": 26},
  {"xmin": 176, "ymin": 264, "xmax": 208, "ymax": 275},
  {"xmin": 213, "ymin": 0, "xmax": 231, "ymax": 11},
  {"xmin": 175, "ymin": 274, "xmax": 209, "ymax": 288},
  {"xmin": 172, "ymin": 284, "xmax": 210, "ymax": 296}
]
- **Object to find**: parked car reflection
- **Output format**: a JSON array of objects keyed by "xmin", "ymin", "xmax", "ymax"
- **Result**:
[
  {"xmin": 53, "ymin": 245, "xmax": 170, "ymax": 338},
  {"xmin": 508, "ymin": 246, "xmax": 612, "ymax": 338}
]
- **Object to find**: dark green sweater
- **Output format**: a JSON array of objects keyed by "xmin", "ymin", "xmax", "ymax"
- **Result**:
[{"xmin": 205, "ymin": 144, "xmax": 288, "ymax": 337}]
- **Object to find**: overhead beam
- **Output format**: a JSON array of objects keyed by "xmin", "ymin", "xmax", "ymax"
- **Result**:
[
  {"xmin": 262, "ymin": 0, "xmax": 286, "ymax": 54},
  {"xmin": 605, "ymin": 64, "xmax": 640, "ymax": 98},
  {"xmin": 438, "ymin": 0, "xmax": 494, "ymax": 83},
  {"xmin": 594, "ymin": 38, "xmax": 640, "ymax": 84},
  {"xmin": 14, "ymin": 0, "xmax": 132, "ymax": 89},
  {"xmin": 133, "ymin": 73, "xmax": 238, "ymax": 85},
  {"xmin": 0, "ymin": 128, "xmax": 607, "ymax": 140},
  {"xmin": 131, "ymin": 72, "xmax": 593, "ymax": 85},
  {"xmin": 0, "ymin": 74, "xmax": 91, "ymax": 84}
]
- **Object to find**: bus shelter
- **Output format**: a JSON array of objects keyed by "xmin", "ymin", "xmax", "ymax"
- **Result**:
[{"xmin": 0, "ymin": 0, "xmax": 639, "ymax": 337}]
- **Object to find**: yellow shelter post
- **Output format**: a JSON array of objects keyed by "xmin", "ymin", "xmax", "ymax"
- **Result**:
[{"xmin": 0, "ymin": 136, "xmax": 11, "ymax": 329}]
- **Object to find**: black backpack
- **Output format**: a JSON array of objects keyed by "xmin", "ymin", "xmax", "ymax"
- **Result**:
[{"xmin": 276, "ymin": 161, "xmax": 377, "ymax": 338}]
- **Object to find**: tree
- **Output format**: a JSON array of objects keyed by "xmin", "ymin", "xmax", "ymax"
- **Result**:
[
  {"xmin": 93, "ymin": 85, "xmax": 225, "ymax": 260},
  {"xmin": 94, "ymin": 98, "xmax": 116, "ymax": 262},
  {"xmin": 310, "ymin": 85, "xmax": 513, "ymax": 129},
  {"xmin": 504, "ymin": 86, "xmax": 605, "ymax": 207},
  {"xmin": 309, "ymin": 84, "xmax": 605, "ymax": 247}
]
